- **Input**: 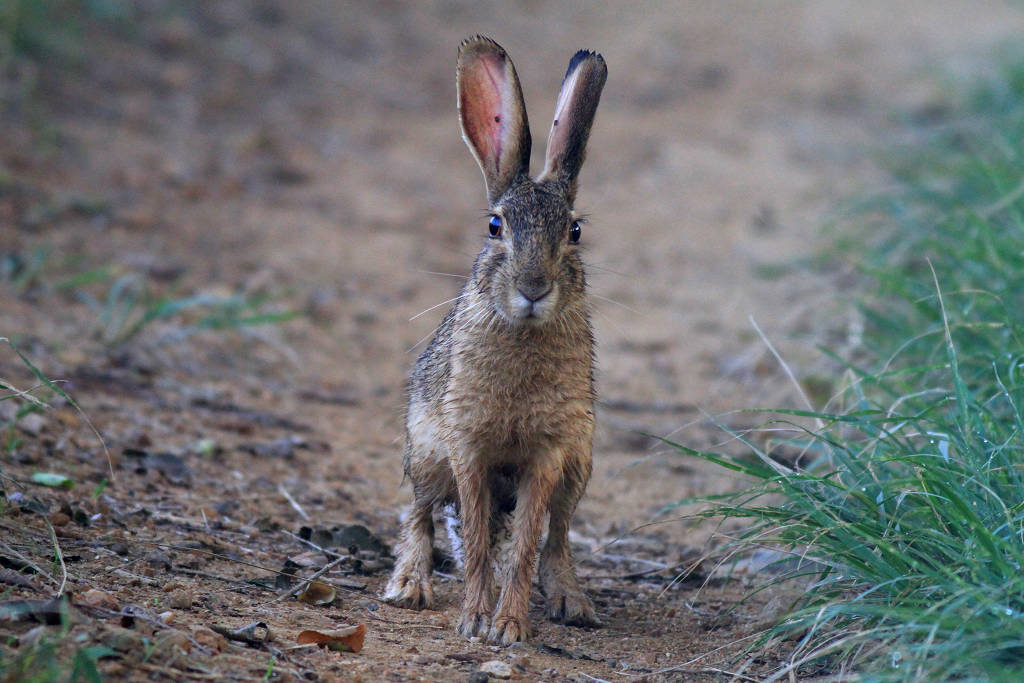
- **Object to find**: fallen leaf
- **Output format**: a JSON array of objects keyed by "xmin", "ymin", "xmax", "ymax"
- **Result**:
[
  {"xmin": 30, "ymin": 472, "xmax": 75, "ymax": 489},
  {"xmin": 296, "ymin": 624, "xmax": 365, "ymax": 653},
  {"xmin": 297, "ymin": 580, "xmax": 336, "ymax": 606}
]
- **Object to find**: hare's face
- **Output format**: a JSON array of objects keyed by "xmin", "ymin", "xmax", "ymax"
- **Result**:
[
  {"xmin": 474, "ymin": 180, "xmax": 585, "ymax": 326},
  {"xmin": 456, "ymin": 37, "xmax": 604, "ymax": 330}
]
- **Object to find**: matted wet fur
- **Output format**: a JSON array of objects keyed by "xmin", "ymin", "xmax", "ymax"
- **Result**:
[{"xmin": 382, "ymin": 35, "xmax": 607, "ymax": 645}]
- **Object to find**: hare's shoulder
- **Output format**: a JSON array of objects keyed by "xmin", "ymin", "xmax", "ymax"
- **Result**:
[{"xmin": 410, "ymin": 304, "xmax": 459, "ymax": 406}]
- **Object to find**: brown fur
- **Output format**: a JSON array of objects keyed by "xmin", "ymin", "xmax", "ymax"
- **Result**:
[{"xmin": 382, "ymin": 35, "xmax": 607, "ymax": 645}]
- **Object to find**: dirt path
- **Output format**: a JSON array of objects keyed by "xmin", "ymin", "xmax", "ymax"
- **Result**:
[{"xmin": 3, "ymin": 2, "xmax": 1024, "ymax": 680}]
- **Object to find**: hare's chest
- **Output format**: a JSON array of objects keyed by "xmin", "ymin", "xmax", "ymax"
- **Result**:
[{"xmin": 444, "ymin": 339, "xmax": 592, "ymax": 448}]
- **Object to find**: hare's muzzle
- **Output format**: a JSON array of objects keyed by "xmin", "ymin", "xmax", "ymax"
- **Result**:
[{"xmin": 509, "ymin": 277, "xmax": 558, "ymax": 323}]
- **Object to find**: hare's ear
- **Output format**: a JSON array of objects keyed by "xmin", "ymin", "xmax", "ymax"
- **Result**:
[
  {"xmin": 457, "ymin": 36, "xmax": 531, "ymax": 205},
  {"xmin": 539, "ymin": 50, "xmax": 607, "ymax": 202}
]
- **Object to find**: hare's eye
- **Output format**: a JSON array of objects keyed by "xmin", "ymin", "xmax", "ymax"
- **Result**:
[
  {"xmin": 488, "ymin": 215, "xmax": 502, "ymax": 238},
  {"xmin": 569, "ymin": 221, "xmax": 582, "ymax": 244}
]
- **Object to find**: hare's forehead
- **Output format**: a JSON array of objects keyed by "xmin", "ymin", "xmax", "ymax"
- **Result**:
[{"xmin": 497, "ymin": 183, "xmax": 574, "ymax": 231}]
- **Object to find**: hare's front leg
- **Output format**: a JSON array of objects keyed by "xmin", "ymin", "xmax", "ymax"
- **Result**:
[
  {"xmin": 488, "ymin": 455, "xmax": 560, "ymax": 645},
  {"xmin": 539, "ymin": 445, "xmax": 599, "ymax": 626},
  {"xmin": 453, "ymin": 453, "xmax": 494, "ymax": 639}
]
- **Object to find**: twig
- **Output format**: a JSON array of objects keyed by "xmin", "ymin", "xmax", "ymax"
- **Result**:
[
  {"xmin": 748, "ymin": 315, "xmax": 824, "ymax": 432},
  {"xmin": 280, "ymin": 529, "xmax": 344, "ymax": 559},
  {"xmin": 135, "ymin": 663, "xmax": 227, "ymax": 680},
  {"xmin": 169, "ymin": 567, "xmax": 276, "ymax": 592},
  {"xmin": 44, "ymin": 521, "xmax": 67, "ymax": 598},
  {"xmin": 112, "ymin": 568, "xmax": 161, "ymax": 586},
  {"xmin": 274, "ymin": 555, "xmax": 347, "ymax": 602},
  {"xmin": 88, "ymin": 605, "xmax": 214, "ymax": 656},
  {"xmin": 134, "ymin": 540, "xmax": 382, "ymax": 603},
  {"xmin": 614, "ymin": 632, "xmax": 762, "ymax": 678},
  {"xmin": 2, "ymin": 337, "xmax": 115, "ymax": 482},
  {"xmin": 0, "ymin": 540, "xmax": 59, "ymax": 587},
  {"xmin": 277, "ymin": 485, "xmax": 310, "ymax": 521},
  {"xmin": 360, "ymin": 609, "xmax": 444, "ymax": 629}
]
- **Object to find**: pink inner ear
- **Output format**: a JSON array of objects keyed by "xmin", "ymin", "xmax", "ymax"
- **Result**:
[{"xmin": 460, "ymin": 55, "xmax": 506, "ymax": 175}]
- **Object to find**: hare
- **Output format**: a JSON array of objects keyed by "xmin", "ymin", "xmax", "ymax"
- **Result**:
[{"xmin": 382, "ymin": 35, "xmax": 607, "ymax": 645}]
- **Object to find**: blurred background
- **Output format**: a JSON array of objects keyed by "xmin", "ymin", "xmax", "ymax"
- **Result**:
[
  {"xmin": 4, "ymin": 0, "xmax": 1024, "ymax": 527},
  {"xmin": 3, "ymin": 2, "xmax": 1024, "ymax": 677}
]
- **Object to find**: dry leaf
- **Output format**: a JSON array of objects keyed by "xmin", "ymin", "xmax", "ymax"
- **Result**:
[
  {"xmin": 296, "ymin": 580, "xmax": 336, "ymax": 606},
  {"xmin": 296, "ymin": 624, "xmax": 365, "ymax": 653}
]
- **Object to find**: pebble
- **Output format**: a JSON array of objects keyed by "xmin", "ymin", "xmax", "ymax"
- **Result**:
[
  {"xmin": 478, "ymin": 660, "xmax": 512, "ymax": 679},
  {"xmin": 168, "ymin": 589, "xmax": 193, "ymax": 609},
  {"xmin": 80, "ymin": 588, "xmax": 119, "ymax": 610},
  {"xmin": 193, "ymin": 626, "xmax": 228, "ymax": 652}
]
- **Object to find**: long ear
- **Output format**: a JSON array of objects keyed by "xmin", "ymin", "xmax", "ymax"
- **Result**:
[
  {"xmin": 539, "ymin": 50, "xmax": 607, "ymax": 201},
  {"xmin": 457, "ymin": 36, "xmax": 531, "ymax": 205}
]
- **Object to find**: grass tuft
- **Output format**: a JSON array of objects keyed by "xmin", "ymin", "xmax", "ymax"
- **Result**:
[{"xmin": 676, "ymin": 53, "xmax": 1024, "ymax": 679}]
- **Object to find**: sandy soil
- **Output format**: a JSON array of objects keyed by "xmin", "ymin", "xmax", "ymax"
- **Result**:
[{"xmin": 3, "ymin": 2, "xmax": 1024, "ymax": 680}]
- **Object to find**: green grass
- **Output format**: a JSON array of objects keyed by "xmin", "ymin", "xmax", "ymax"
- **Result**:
[
  {"xmin": 1, "ymin": 249, "xmax": 299, "ymax": 345},
  {"xmin": 676, "ymin": 56, "xmax": 1024, "ymax": 680},
  {"xmin": 0, "ymin": 0, "xmax": 133, "ymax": 64}
]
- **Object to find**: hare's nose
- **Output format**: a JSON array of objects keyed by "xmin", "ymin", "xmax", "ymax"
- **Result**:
[{"xmin": 517, "ymin": 278, "xmax": 552, "ymax": 303}]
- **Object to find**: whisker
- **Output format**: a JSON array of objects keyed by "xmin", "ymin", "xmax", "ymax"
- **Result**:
[
  {"xmin": 591, "ymin": 293, "xmax": 641, "ymax": 314},
  {"xmin": 585, "ymin": 262, "xmax": 633, "ymax": 279},
  {"xmin": 590, "ymin": 305, "xmax": 629, "ymax": 338},
  {"xmin": 406, "ymin": 327, "xmax": 438, "ymax": 354},
  {"xmin": 417, "ymin": 270, "xmax": 469, "ymax": 280},
  {"xmin": 410, "ymin": 296, "xmax": 460, "ymax": 321}
]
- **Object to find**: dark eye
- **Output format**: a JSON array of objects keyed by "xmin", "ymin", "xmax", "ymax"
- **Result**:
[
  {"xmin": 488, "ymin": 215, "xmax": 502, "ymax": 238},
  {"xmin": 569, "ymin": 221, "xmax": 581, "ymax": 244}
]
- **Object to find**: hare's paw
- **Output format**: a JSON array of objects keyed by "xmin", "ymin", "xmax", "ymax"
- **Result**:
[
  {"xmin": 546, "ymin": 587, "xmax": 600, "ymax": 627},
  {"xmin": 456, "ymin": 608, "xmax": 490, "ymax": 640},
  {"xmin": 488, "ymin": 614, "xmax": 530, "ymax": 645},
  {"xmin": 382, "ymin": 572, "xmax": 433, "ymax": 610}
]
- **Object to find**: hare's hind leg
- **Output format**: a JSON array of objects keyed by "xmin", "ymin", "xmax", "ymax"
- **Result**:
[
  {"xmin": 539, "ymin": 447, "xmax": 599, "ymax": 626},
  {"xmin": 383, "ymin": 482, "xmax": 436, "ymax": 609},
  {"xmin": 383, "ymin": 438, "xmax": 453, "ymax": 609}
]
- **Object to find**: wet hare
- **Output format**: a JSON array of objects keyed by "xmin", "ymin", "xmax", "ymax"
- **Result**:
[{"xmin": 383, "ymin": 36, "xmax": 607, "ymax": 645}]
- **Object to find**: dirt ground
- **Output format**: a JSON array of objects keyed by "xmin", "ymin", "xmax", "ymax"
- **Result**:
[{"xmin": 3, "ymin": 2, "xmax": 1024, "ymax": 681}]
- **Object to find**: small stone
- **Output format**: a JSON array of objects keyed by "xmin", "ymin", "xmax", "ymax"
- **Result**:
[
  {"xmin": 478, "ymin": 660, "xmax": 512, "ymax": 679},
  {"xmin": 18, "ymin": 413, "xmax": 46, "ymax": 435},
  {"xmin": 468, "ymin": 673, "xmax": 490, "ymax": 683},
  {"xmin": 80, "ymin": 588, "xmax": 119, "ymax": 610},
  {"xmin": 102, "ymin": 625, "xmax": 143, "ymax": 652},
  {"xmin": 193, "ymin": 626, "xmax": 228, "ymax": 653},
  {"xmin": 47, "ymin": 512, "xmax": 71, "ymax": 527},
  {"xmin": 154, "ymin": 629, "xmax": 191, "ymax": 655},
  {"xmin": 168, "ymin": 589, "xmax": 193, "ymax": 609}
]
